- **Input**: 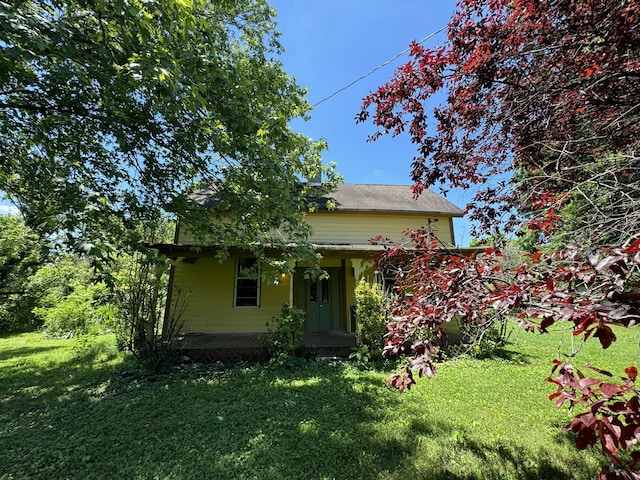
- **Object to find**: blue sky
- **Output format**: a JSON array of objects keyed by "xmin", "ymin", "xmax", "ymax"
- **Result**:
[{"xmin": 269, "ymin": 1, "xmax": 476, "ymax": 246}]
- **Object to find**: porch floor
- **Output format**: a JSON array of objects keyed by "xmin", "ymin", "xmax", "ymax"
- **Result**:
[{"xmin": 175, "ymin": 331, "xmax": 357, "ymax": 362}]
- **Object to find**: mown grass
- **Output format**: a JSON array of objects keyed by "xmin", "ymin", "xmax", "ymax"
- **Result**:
[{"xmin": 1, "ymin": 326, "xmax": 638, "ymax": 480}]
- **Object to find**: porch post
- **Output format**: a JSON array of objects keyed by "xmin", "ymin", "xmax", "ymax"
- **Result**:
[
  {"xmin": 351, "ymin": 258, "xmax": 372, "ymax": 282},
  {"xmin": 287, "ymin": 258, "xmax": 296, "ymax": 306}
]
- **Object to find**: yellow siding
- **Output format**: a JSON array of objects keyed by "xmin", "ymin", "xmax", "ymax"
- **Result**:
[
  {"xmin": 306, "ymin": 212, "xmax": 454, "ymax": 246},
  {"xmin": 171, "ymin": 256, "xmax": 290, "ymax": 333},
  {"xmin": 169, "ymin": 210, "xmax": 458, "ymax": 334},
  {"xmin": 296, "ymin": 258, "xmax": 342, "ymax": 268},
  {"xmin": 177, "ymin": 212, "xmax": 456, "ymax": 246}
]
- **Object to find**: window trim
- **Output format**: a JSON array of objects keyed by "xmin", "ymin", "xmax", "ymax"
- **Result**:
[{"xmin": 234, "ymin": 257, "xmax": 260, "ymax": 308}]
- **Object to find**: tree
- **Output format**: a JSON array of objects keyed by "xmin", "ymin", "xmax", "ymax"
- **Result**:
[
  {"xmin": 359, "ymin": 1, "xmax": 640, "ymax": 477},
  {"xmin": 377, "ymin": 234, "xmax": 640, "ymax": 476},
  {"xmin": 30, "ymin": 254, "xmax": 114, "ymax": 335},
  {"xmin": 0, "ymin": 0, "xmax": 339, "ymax": 261},
  {"xmin": 358, "ymin": 0, "xmax": 639, "ymax": 246},
  {"xmin": 0, "ymin": 215, "xmax": 46, "ymax": 331}
]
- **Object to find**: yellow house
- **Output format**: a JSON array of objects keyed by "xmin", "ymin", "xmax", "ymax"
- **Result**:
[{"xmin": 156, "ymin": 183, "xmax": 464, "ymax": 359}]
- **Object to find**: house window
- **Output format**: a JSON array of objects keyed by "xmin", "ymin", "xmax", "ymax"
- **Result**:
[{"xmin": 234, "ymin": 258, "xmax": 260, "ymax": 307}]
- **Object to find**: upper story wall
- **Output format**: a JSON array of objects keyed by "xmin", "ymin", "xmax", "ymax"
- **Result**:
[
  {"xmin": 176, "ymin": 211, "xmax": 457, "ymax": 247},
  {"xmin": 305, "ymin": 211, "xmax": 455, "ymax": 246}
]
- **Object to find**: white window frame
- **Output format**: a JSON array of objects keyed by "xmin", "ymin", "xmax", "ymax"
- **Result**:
[{"xmin": 234, "ymin": 258, "xmax": 260, "ymax": 308}]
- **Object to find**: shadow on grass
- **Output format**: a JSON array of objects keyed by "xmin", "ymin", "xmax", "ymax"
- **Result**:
[
  {"xmin": 1, "ymin": 342, "xmax": 599, "ymax": 480},
  {"xmin": 493, "ymin": 345, "xmax": 534, "ymax": 364},
  {"xmin": 404, "ymin": 416, "xmax": 599, "ymax": 480},
  {"xmin": 0, "ymin": 344, "xmax": 61, "ymax": 362},
  {"xmin": 1, "ymin": 352, "xmax": 415, "ymax": 479}
]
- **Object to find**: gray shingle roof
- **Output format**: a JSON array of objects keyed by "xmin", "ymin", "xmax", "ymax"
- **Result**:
[
  {"xmin": 188, "ymin": 183, "xmax": 464, "ymax": 217},
  {"xmin": 316, "ymin": 184, "xmax": 464, "ymax": 216}
]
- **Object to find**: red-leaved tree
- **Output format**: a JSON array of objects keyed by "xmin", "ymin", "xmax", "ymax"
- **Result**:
[
  {"xmin": 358, "ymin": 0, "xmax": 639, "ymax": 245},
  {"xmin": 379, "ymin": 234, "xmax": 640, "ymax": 391},
  {"xmin": 359, "ymin": 0, "xmax": 640, "ymax": 477},
  {"xmin": 376, "ymin": 233, "xmax": 640, "ymax": 477}
]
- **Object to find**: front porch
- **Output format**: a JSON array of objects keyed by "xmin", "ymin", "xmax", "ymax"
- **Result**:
[{"xmin": 175, "ymin": 331, "xmax": 357, "ymax": 363}]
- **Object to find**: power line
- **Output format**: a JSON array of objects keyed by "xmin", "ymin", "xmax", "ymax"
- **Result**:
[{"xmin": 312, "ymin": 25, "xmax": 447, "ymax": 108}]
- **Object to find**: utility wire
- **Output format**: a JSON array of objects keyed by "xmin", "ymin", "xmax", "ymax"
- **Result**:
[{"xmin": 312, "ymin": 25, "xmax": 447, "ymax": 108}]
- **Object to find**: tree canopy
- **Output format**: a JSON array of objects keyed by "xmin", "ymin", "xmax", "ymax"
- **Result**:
[
  {"xmin": 0, "ymin": 0, "xmax": 339, "ymax": 258},
  {"xmin": 359, "ymin": 0, "xmax": 639, "ymax": 245}
]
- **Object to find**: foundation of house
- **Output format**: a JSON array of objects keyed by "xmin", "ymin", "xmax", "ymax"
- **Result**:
[{"xmin": 174, "ymin": 331, "xmax": 357, "ymax": 363}]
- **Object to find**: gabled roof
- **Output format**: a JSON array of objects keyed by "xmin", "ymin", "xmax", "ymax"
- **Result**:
[
  {"xmin": 188, "ymin": 183, "xmax": 464, "ymax": 217},
  {"xmin": 314, "ymin": 184, "xmax": 464, "ymax": 216}
]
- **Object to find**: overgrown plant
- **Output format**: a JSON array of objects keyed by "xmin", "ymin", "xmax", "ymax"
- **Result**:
[
  {"xmin": 376, "ymin": 231, "xmax": 640, "ymax": 478},
  {"xmin": 375, "ymin": 230, "xmax": 513, "ymax": 381},
  {"xmin": 29, "ymin": 255, "xmax": 115, "ymax": 337},
  {"xmin": 448, "ymin": 321, "xmax": 509, "ymax": 360},
  {"xmin": 354, "ymin": 278, "xmax": 388, "ymax": 361},
  {"xmin": 114, "ymin": 252, "xmax": 188, "ymax": 372},
  {"xmin": 349, "ymin": 345, "xmax": 371, "ymax": 369},
  {"xmin": 547, "ymin": 363, "xmax": 640, "ymax": 478},
  {"xmin": 262, "ymin": 303, "xmax": 306, "ymax": 358},
  {"xmin": 35, "ymin": 283, "xmax": 113, "ymax": 337}
]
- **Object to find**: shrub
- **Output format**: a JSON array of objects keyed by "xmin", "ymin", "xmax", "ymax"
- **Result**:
[
  {"xmin": 262, "ymin": 303, "xmax": 306, "ymax": 358},
  {"xmin": 354, "ymin": 278, "xmax": 388, "ymax": 360},
  {"xmin": 113, "ymin": 252, "xmax": 188, "ymax": 372},
  {"xmin": 34, "ymin": 283, "xmax": 110, "ymax": 336}
]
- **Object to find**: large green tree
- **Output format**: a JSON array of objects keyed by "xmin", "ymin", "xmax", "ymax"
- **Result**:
[
  {"xmin": 0, "ymin": 215, "xmax": 46, "ymax": 331},
  {"xmin": 0, "ymin": 0, "xmax": 339, "ymax": 260}
]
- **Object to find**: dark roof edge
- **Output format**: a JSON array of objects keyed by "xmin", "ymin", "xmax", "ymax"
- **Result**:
[{"xmin": 308, "ymin": 208, "xmax": 464, "ymax": 217}]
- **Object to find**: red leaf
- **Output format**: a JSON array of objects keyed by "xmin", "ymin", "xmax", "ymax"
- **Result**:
[
  {"xmin": 600, "ymin": 429, "xmax": 619, "ymax": 457},
  {"xmin": 548, "ymin": 390, "xmax": 562, "ymax": 400},
  {"xmin": 600, "ymin": 383, "xmax": 621, "ymax": 399},
  {"xmin": 594, "ymin": 325, "xmax": 617, "ymax": 349},
  {"xmin": 582, "ymin": 412, "xmax": 597, "ymax": 428},
  {"xmin": 528, "ymin": 251, "xmax": 543, "ymax": 263},
  {"xmin": 627, "ymin": 239, "xmax": 640, "ymax": 254},
  {"xmin": 608, "ymin": 307, "xmax": 628, "ymax": 320},
  {"xmin": 626, "ymin": 366, "xmax": 638, "ymax": 382},
  {"xmin": 578, "ymin": 377, "xmax": 601, "ymax": 389},
  {"xmin": 576, "ymin": 425, "xmax": 597, "ymax": 450},
  {"xmin": 540, "ymin": 316, "xmax": 554, "ymax": 333},
  {"xmin": 585, "ymin": 364, "xmax": 613, "ymax": 377},
  {"xmin": 602, "ymin": 415, "xmax": 622, "ymax": 445},
  {"xmin": 627, "ymin": 395, "xmax": 640, "ymax": 412}
]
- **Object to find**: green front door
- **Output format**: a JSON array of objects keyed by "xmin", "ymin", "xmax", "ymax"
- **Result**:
[
  {"xmin": 306, "ymin": 275, "xmax": 332, "ymax": 330},
  {"xmin": 298, "ymin": 267, "xmax": 342, "ymax": 331}
]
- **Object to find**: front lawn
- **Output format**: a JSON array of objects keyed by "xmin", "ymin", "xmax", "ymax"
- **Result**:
[{"xmin": 1, "ymin": 327, "xmax": 637, "ymax": 479}]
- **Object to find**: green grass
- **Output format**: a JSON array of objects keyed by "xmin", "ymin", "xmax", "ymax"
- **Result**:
[{"xmin": 1, "ymin": 326, "xmax": 638, "ymax": 480}]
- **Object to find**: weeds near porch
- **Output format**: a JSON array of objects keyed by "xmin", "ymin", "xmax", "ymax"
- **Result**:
[
  {"xmin": 261, "ymin": 303, "xmax": 306, "ymax": 358},
  {"xmin": 349, "ymin": 345, "xmax": 371, "ymax": 368}
]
